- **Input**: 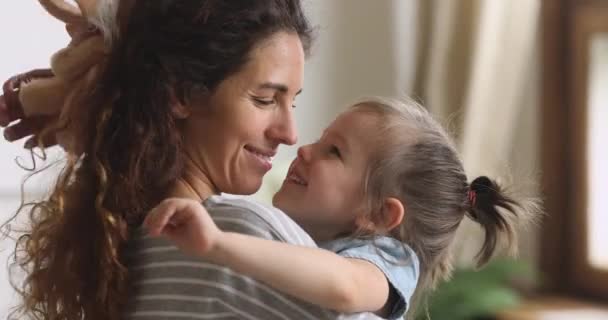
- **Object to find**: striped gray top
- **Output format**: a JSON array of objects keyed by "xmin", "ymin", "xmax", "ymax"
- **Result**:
[{"xmin": 123, "ymin": 195, "xmax": 341, "ymax": 320}]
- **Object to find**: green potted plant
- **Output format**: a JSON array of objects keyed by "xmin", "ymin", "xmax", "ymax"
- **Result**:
[{"xmin": 416, "ymin": 258, "xmax": 536, "ymax": 320}]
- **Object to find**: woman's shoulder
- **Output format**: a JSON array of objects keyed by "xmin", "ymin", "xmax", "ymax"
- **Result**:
[{"xmin": 205, "ymin": 194, "xmax": 316, "ymax": 247}]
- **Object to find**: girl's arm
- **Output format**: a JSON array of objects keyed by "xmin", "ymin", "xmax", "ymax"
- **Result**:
[{"xmin": 145, "ymin": 198, "xmax": 391, "ymax": 314}]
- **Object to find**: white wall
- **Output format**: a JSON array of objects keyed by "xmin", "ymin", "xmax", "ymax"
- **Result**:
[
  {"xmin": 0, "ymin": 2, "xmax": 70, "ymax": 318},
  {"xmin": 284, "ymin": 0, "xmax": 418, "ymax": 161},
  {"xmin": 0, "ymin": 0, "xmax": 418, "ymax": 316},
  {"xmin": 0, "ymin": 3, "xmax": 68, "ymax": 194}
]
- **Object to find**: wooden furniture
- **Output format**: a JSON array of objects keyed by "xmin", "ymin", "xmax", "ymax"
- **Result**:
[{"xmin": 496, "ymin": 296, "xmax": 608, "ymax": 320}]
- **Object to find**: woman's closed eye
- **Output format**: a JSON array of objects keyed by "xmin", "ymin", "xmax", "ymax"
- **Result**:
[
  {"xmin": 253, "ymin": 96, "xmax": 297, "ymax": 109},
  {"xmin": 253, "ymin": 97, "xmax": 275, "ymax": 107}
]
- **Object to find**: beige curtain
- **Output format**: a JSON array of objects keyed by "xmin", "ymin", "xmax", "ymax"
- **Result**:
[{"xmin": 411, "ymin": 0, "xmax": 541, "ymax": 266}]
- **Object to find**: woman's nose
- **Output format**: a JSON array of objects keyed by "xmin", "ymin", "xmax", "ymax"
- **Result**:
[{"xmin": 267, "ymin": 107, "xmax": 298, "ymax": 146}]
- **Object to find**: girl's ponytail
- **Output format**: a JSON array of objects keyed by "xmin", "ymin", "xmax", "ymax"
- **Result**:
[{"xmin": 466, "ymin": 176, "xmax": 520, "ymax": 267}]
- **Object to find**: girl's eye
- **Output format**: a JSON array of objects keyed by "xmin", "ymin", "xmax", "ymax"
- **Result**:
[{"xmin": 329, "ymin": 145, "xmax": 341, "ymax": 158}]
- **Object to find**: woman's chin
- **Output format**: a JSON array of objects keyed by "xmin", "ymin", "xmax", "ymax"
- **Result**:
[{"xmin": 224, "ymin": 177, "xmax": 263, "ymax": 195}]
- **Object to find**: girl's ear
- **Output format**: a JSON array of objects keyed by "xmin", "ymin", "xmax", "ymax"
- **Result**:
[
  {"xmin": 354, "ymin": 198, "xmax": 405, "ymax": 234},
  {"xmin": 379, "ymin": 197, "xmax": 405, "ymax": 231}
]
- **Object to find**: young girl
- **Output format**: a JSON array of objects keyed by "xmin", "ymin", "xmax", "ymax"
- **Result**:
[{"xmin": 144, "ymin": 97, "xmax": 536, "ymax": 319}]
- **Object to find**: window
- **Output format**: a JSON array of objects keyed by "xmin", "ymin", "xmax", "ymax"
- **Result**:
[
  {"xmin": 541, "ymin": 0, "xmax": 608, "ymax": 300},
  {"xmin": 586, "ymin": 33, "xmax": 608, "ymax": 272}
]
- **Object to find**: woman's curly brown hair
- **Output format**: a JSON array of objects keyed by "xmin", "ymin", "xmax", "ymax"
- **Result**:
[{"xmin": 3, "ymin": 1, "xmax": 313, "ymax": 319}]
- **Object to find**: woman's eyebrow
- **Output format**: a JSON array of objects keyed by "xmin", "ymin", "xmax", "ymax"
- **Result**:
[{"xmin": 257, "ymin": 82, "xmax": 302, "ymax": 95}]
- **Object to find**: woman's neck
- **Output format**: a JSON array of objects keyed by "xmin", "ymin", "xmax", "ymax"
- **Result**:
[{"xmin": 168, "ymin": 156, "xmax": 218, "ymax": 202}]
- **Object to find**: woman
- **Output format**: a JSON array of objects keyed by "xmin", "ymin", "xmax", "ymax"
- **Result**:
[{"xmin": 1, "ymin": 1, "xmax": 347, "ymax": 319}]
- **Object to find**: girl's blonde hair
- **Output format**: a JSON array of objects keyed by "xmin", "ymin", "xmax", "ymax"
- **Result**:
[{"xmin": 350, "ymin": 97, "xmax": 539, "ymax": 319}]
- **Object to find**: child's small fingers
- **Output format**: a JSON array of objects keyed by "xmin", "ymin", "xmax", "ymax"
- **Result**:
[
  {"xmin": 143, "ymin": 206, "xmax": 160, "ymax": 228},
  {"xmin": 143, "ymin": 206, "xmax": 154, "ymax": 223},
  {"xmin": 159, "ymin": 199, "xmax": 194, "ymax": 223},
  {"xmin": 143, "ymin": 213, "xmax": 162, "ymax": 237},
  {"xmin": 145, "ymin": 204, "xmax": 174, "ymax": 235},
  {"xmin": 154, "ymin": 205, "xmax": 181, "ymax": 234},
  {"xmin": 144, "ymin": 198, "xmax": 195, "ymax": 236}
]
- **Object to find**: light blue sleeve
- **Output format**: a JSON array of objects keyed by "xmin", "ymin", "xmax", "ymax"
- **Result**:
[{"xmin": 322, "ymin": 237, "xmax": 420, "ymax": 320}]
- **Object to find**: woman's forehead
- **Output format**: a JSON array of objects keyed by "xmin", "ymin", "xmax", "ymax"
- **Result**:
[{"xmin": 238, "ymin": 32, "xmax": 305, "ymax": 89}]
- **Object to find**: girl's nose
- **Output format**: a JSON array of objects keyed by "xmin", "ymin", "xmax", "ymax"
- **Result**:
[{"xmin": 297, "ymin": 144, "xmax": 313, "ymax": 162}]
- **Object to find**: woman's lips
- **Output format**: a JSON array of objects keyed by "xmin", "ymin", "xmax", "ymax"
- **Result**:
[{"xmin": 244, "ymin": 145, "xmax": 274, "ymax": 171}]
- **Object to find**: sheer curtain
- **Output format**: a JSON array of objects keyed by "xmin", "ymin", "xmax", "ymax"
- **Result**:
[{"xmin": 410, "ymin": 0, "xmax": 542, "ymax": 266}]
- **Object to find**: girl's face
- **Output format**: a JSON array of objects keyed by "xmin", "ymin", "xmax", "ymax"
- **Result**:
[
  {"xmin": 181, "ymin": 32, "xmax": 305, "ymax": 195},
  {"xmin": 273, "ymin": 110, "xmax": 379, "ymax": 241}
]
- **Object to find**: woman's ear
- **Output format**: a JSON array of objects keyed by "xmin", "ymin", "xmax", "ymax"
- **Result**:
[
  {"xmin": 379, "ymin": 197, "xmax": 405, "ymax": 231},
  {"xmin": 169, "ymin": 91, "xmax": 192, "ymax": 119},
  {"xmin": 172, "ymin": 102, "xmax": 191, "ymax": 119}
]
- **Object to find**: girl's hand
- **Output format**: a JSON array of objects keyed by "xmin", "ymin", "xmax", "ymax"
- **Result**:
[{"xmin": 144, "ymin": 198, "xmax": 222, "ymax": 257}]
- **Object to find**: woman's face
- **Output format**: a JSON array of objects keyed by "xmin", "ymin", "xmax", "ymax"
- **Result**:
[{"xmin": 182, "ymin": 32, "xmax": 305, "ymax": 195}]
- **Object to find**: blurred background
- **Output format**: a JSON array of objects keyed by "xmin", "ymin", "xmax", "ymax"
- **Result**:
[{"xmin": 0, "ymin": 0, "xmax": 607, "ymax": 319}]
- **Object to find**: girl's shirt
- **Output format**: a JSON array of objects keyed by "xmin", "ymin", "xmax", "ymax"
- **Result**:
[{"xmin": 321, "ymin": 236, "xmax": 420, "ymax": 320}]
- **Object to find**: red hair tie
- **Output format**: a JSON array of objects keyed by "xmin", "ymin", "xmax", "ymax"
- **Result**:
[{"xmin": 467, "ymin": 190, "xmax": 477, "ymax": 207}]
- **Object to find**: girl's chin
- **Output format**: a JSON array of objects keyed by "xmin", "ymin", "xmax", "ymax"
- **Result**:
[{"xmin": 272, "ymin": 188, "xmax": 295, "ymax": 209}]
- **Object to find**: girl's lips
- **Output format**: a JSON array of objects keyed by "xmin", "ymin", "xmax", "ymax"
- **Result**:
[
  {"xmin": 285, "ymin": 161, "xmax": 307, "ymax": 186},
  {"xmin": 286, "ymin": 172, "xmax": 307, "ymax": 186}
]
